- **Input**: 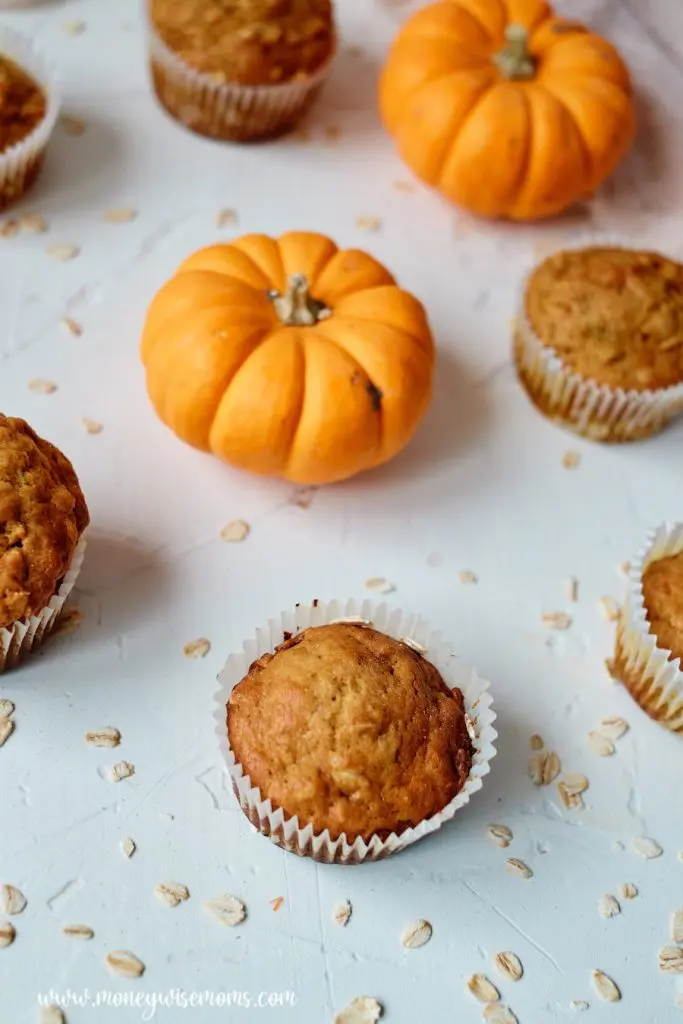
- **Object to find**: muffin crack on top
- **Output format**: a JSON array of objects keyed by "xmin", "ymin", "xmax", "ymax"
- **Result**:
[
  {"xmin": 227, "ymin": 623, "xmax": 474, "ymax": 842},
  {"xmin": 0, "ymin": 415, "xmax": 89, "ymax": 631}
]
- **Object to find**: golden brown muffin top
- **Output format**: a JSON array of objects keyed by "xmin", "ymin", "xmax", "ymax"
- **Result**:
[
  {"xmin": 0, "ymin": 55, "xmax": 47, "ymax": 154},
  {"xmin": 0, "ymin": 415, "xmax": 89, "ymax": 631},
  {"xmin": 642, "ymin": 550, "xmax": 683, "ymax": 662},
  {"xmin": 227, "ymin": 623, "xmax": 473, "ymax": 841},
  {"xmin": 151, "ymin": 0, "xmax": 334, "ymax": 86},
  {"xmin": 525, "ymin": 248, "xmax": 683, "ymax": 392}
]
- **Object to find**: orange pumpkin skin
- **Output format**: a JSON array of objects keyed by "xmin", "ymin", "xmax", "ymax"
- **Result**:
[
  {"xmin": 379, "ymin": 0, "xmax": 636, "ymax": 221},
  {"xmin": 140, "ymin": 232, "xmax": 434, "ymax": 485}
]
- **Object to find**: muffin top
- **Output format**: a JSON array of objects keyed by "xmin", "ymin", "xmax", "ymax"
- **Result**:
[
  {"xmin": 0, "ymin": 55, "xmax": 47, "ymax": 154},
  {"xmin": 151, "ymin": 0, "xmax": 334, "ymax": 86},
  {"xmin": 642, "ymin": 550, "xmax": 683, "ymax": 662},
  {"xmin": 525, "ymin": 247, "xmax": 683, "ymax": 392},
  {"xmin": 227, "ymin": 623, "xmax": 473, "ymax": 841},
  {"xmin": 0, "ymin": 416, "xmax": 89, "ymax": 630}
]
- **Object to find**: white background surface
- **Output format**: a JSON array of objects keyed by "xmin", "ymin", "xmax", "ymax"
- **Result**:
[{"xmin": 1, "ymin": 0, "xmax": 683, "ymax": 1021}]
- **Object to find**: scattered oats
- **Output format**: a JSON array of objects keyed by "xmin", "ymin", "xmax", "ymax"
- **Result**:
[
  {"xmin": 19, "ymin": 212, "xmax": 47, "ymax": 234},
  {"xmin": 569, "ymin": 1001, "xmax": 589, "ymax": 1012},
  {"xmin": 355, "ymin": 215, "xmax": 382, "ymax": 233},
  {"xmin": 620, "ymin": 882, "xmax": 638, "ymax": 900},
  {"xmin": 103, "ymin": 206, "xmax": 137, "ymax": 224},
  {"xmin": 562, "ymin": 450, "xmax": 581, "ymax": 469},
  {"xmin": 598, "ymin": 894, "xmax": 621, "ymax": 919},
  {"xmin": 587, "ymin": 731, "xmax": 615, "ymax": 757},
  {"xmin": 64, "ymin": 20, "xmax": 86, "ymax": 35},
  {"xmin": 204, "ymin": 894, "xmax": 246, "ymax": 926},
  {"xmin": 120, "ymin": 838, "xmax": 136, "ymax": 859},
  {"xmin": 155, "ymin": 882, "xmax": 190, "ymax": 908},
  {"xmin": 28, "ymin": 379, "xmax": 57, "ymax": 394},
  {"xmin": 46, "ymin": 244, "xmax": 80, "ymax": 262},
  {"xmin": 598, "ymin": 596, "xmax": 620, "ymax": 622},
  {"xmin": 62, "ymin": 924, "xmax": 94, "ymax": 940},
  {"xmin": 591, "ymin": 970, "xmax": 621, "ymax": 1002},
  {"xmin": 506, "ymin": 858, "xmax": 533, "ymax": 880},
  {"xmin": 557, "ymin": 781, "xmax": 584, "ymax": 810},
  {"xmin": 495, "ymin": 951, "xmax": 523, "ymax": 981},
  {"xmin": 529, "ymin": 750, "xmax": 561, "ymax": 785},
  {"xmin": 105, "ymin": 950, "xmax": 145, "ymax": 978},
  {"xmin": 334, "ymin": 996, "xmax": 383, "ymax": 1024},
  {"xmin": 467, "ymin": 974, "xmax": 500, "ymax": 1003},
  {"xmin": 0, "ymin": 219, "xmax": 19, "ymax": 238},
  {"xmin": 0, "ymin": 920, "xmax": 15, "ymax": 948},
  {"xmin": 365, "ymin": 577, "xmax": 395, "ymax": 595},
  {"xmin": 0, "ymin": 700, "xmax": 13, "ymax": 718},
  {"xmin": 618, "ymin": 561, "xmax": 631, "ymax": 579},
  {"xmin": 541, "ymin": 611, "xmax": 572, "ymax": 630},
  {"xmin": 659, "ymin": 947, "xmax": 683, "ymax": 974},
  {"xmin": 562, "ymin": 772, "xmax": 590, "ymax": 794},
  {"xmin": 1, "ymin": 885, "xmax": 26, "ymax": 915},
  {"xmin": 215, "ymin": 208, "xmax": 237, "ymax": 228},
  {"xmin": 487, "ymin": 824, "xmax": 513, "ymax": 848},
  {"xmin": 483, "ymin": 1006, "xmax": 519, "ymax": 1024},
  {"xmin": 565, "ymin": 577, "xmax": 579, "ymax": 602},
  {"xmin": 671, "ymin": 909, "xmax": 683, "ymax": 944},
  {"xmin": 401, "ymin": 919, "xmax": 432, "ymax": 949},
  {"xmin": 332, "ymin": 900, "xmax": 352, "ymax": 927},
  {"xmin": 183, "ymin": 637, "xmax": 211, "ymax": 659},
  {"xmin": 54, "ymin": 608, "xmax": 83, "ymax": 636},
  {"xmin": 85, "ymin": 727, "xmax": 121, "ymax": 748},
  {"xmin": 110, "ymin": 760, "xmax": 135, "ymax": 782},
  {"xmin": 458, "ymin": 570, "xmax": 478, "ymax": 584},
  {"xmin": 393, "ymin": 180, "xmax": 415, "ymax": 193},
  {"xmin": 60, "ymin": 316, "xmax": 82, "ymax": 337},
  {"xmin": 530, "ymin": 734, "xmax": 544, "ymax": 751},
  {"xmin": 289, "ymin": 485, "xmax": 317, "ymax": 509},
  {"xmin": 81, "ymin": 418, "xmax": 103, "ymax": 435},
  {"xmin": 220, "ymin": 519, "xmax": 250, "ymax": 542},
  {"xmin": 41, "ymin": 1007, "xmax": 65, "ymax": 1024},
  {"xmin": 401, "ymin": 636, "xmax": 427, "ymax": 655},
  {"xmin": 0, "ymin": 717, "xmax": 14, "ymax": 747},
  {"xmin": 324, "ymin": 124, "xmax": 342, "ymax": 142},
  {"xmin": 600, "ymin": 716, "xmax": 629, "ymax": 740},
  {"xmin": 61, "ymin": 115, "xmax": 87, "ymax": 136},
  {"xmin": 632, "ymin": 836, "xmax": 663, "ymax": 859}
]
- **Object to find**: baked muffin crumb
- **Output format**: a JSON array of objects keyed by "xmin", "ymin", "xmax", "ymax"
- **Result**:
[
  {"xmin": 0, "ymin": 55, "xmax": 46, "ymax": 154},
  {"xmin": 642, "ymin": 551, "xmax": 683, "ymax": 661}
]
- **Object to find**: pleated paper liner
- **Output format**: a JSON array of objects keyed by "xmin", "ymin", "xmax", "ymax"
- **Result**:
[
  {"xmin": 0, "ymin": 26, "xmax": 61, "ymax": 212},
  {"xmin": 0, "ymin": 533, "xmax": 87, "ymax": 673},
  {"xmin": 214, "ymin": 599, "xmax": 497, "ymax": 865},
  {"xmin": 514, "ymin": 236, "xmax": 683, "ymax": 442},
  {"xmin": 147, "ymin": 19, "xmax": 336, "ymax": 143},
  {"xmin": 611, "ymin": 523, "xmax": 683, "ymax": 735}
]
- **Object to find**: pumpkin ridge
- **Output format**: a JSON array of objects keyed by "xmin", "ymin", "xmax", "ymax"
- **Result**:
[
  {"xmin": 402, "ymin": 1, "xmax": 493, "ymax": 48},
  {"xmin": 231, "ymin": 235, "xmax": 287, "ymax": 292},
  {"xmin": 534, "ymin": 82, "xmax": 592, "ymax": 190},
  {"xmin": 329, "ymin": 304, "xmax": 434, "ymax": 357},
  {"xmin": 450, "ymin": 0, "xmax": 506, "ymax": 44},
  {"xmin": 436, "ymin": 77, "xmax": 501, "ymax": 192},
  {"xmin": 502, "ymin": 0, "xmax": 552, "ymax": 36}
]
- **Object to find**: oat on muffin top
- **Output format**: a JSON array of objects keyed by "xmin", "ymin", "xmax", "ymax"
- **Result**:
[
  {"xmin": 227, "ymin": 623, "xmax": 473, "ymax": 841},
  {"xmin": 642, "ymin": 550, "xmax": 683, "ymax": 662},
  {"xmin": 525, "ymin": 248, "xmax": 683, "ymax": 392},
  {"xmin": 0, "ymin": 55, "xmax": 47, "ymax": 154},
  {"xmin": 0, "ymin": 415, "xmax": 89, "ymax": 630},
  {"xmin": 151, "ymin": 0, "xmax": 334, "ymax": 85}
]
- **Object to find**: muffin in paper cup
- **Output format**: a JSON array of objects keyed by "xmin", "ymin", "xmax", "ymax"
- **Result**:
[
  {"xmin": 214, "ymin": 599, "xmax": 497, "ymax": 865},
  {"xmin": 147, "ymin": 19, "xmax": 335, "ymax": 143},
  {"xmin": 513, "ymin": 237, "xmax": 683, "ymax": 443},
  {"xmin": 0, "ymin": 532, "xmax": 87, "ymax": 673},
  {"xmin": 612, "ymin": 524, "xmax": 683, "ymax": 735},
  {"xmin": 0, "ymin": 26, "xmax": 61, "ymax": 212}
]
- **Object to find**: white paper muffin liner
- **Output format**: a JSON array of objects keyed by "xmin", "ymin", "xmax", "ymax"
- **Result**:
[
  {"xmin": 214, "ymin": 599, "xmax": 497, "ymax": 864},
  {"xmin": 147, "ymin": 19, "xmax": 335, "ymax": 143},
  {"xmin": 0, "ymin": 532, "xmax": 86, "ymax": 672},
  {"xmin": 612, "ymin": 524, "xmax": 683, "ymax": 735},
  {"xmin": 0, "ymin": 26, "xmax": 61, "ymax": 212},
  {"xmin": 514, "ymin": 235, "xmax": 683, "ymax": 443}
]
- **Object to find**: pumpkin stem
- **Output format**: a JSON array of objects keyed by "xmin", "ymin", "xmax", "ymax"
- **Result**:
[
  {"xmin": 271, "ymin": 273, "xmax": 331, "ymax": 327},
  {"xmin": 493, "ymin": 24, "xmax": 536, "ymax": 80}
]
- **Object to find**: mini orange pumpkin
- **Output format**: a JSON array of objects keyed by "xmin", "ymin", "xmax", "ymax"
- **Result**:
[
  {"xmin": 380, "ymin": 0, "xmax": 636, "ymax": 221},
  {"xmin": 140, "ymin": 232, "xmax": 434, "ymax": 485}
]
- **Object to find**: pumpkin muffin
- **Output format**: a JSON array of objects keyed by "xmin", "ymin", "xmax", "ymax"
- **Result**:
[
  {"xmin": 0, "ymin": 29, "xmax": 58, "ymax": 211},
  {"xmin": 514, "ymin": 246, "xmax": 683, "ymax": 442},
  {"xmin": 227, "ymin": 623, "xmax": 474, "ymax": 842},
  {"xmin": 148, "ymin": 0, "xmax": 336, "ymax": 142},
  {"xmin": 0, "ymin": 415, "xmax": 89, "ymax": 668}
]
